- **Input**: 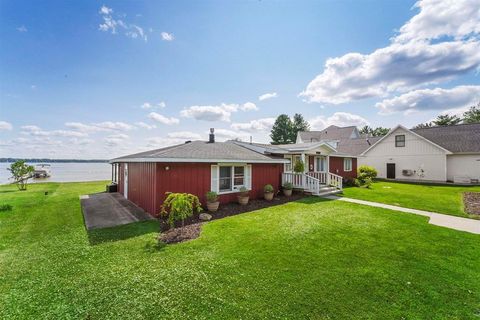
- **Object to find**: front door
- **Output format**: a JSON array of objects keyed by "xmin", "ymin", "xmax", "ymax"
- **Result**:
[
  {"xmin": 386, "ymin": 163, "xmax": 395, "ymax": 179},
  {"xmin": 124, "ymin": 163, "xmax": 128, "ymax": 199},
  {"xmin": 315, "ymin": 156, "xmax": 327, "ymax": 172}
]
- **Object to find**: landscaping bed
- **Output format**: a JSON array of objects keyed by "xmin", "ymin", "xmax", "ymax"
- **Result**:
[
  {"xmin": 463, "ymin": 192, "xmax": 480, "ymax": 215},
  {"xmin": 159, "ymin": 223, "xmax": 203, "ymax": 244},
  {"xmin": 159, "ymin": 191, "xmax": 306, "ymax": 234}
]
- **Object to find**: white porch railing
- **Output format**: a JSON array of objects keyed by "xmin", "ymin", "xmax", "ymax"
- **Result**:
[{"xmin": 283, "ymin": 171, "xmax": 343, "ymax": 193}]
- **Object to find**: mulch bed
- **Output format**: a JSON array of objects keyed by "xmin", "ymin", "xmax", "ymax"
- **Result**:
[
  {"xmin": 158, "ymin": 191, "xmax": 306, "ymax": 243},
  {"xmin": 159, "ymin": 223, "xmax": 203, "ymax": 244},
  {"xmin": 463, "ymin": 192, "xmax": 480, "ymax": 215}
]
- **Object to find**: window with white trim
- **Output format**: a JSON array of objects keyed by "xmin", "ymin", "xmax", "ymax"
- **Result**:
[
  {"xmin": 215, "ymin": 165, "xmax": 249, "ymax": 193},
  {"xmin": 343, "ymin": 158, "xmax": 352, "ymax": 172},
  {"xmin": 395, "ymin": 135, "xmax": 405, "ymax": 147}
]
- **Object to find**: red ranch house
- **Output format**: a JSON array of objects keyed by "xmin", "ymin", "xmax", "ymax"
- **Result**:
[{"xmin": 110, "ymin": 127, "xmax": 370, "ymax": 216}]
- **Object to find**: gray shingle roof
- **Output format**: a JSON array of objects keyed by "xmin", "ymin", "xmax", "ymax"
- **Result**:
[
  {"xmin": 111, "ymin": 141, "xmax": 287, "ymax": 163},
  {"xmin": 298, "ymin": 125, "xmax": 359, "ymax": 142},
  {"xmin": 412, "ymin": 123, "xmax": 480, "ymax": 153},
  {"xmin": 297, "ymin": 125, "xmax": 379, "ymax": 156}
]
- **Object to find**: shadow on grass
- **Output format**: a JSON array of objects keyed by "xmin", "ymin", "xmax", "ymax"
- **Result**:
[
  {"xmin": 295, "ymin": 196, "xmax": 336, "ymax": 205},
  {"xmin": 87, "ymin": 220, "xmax": 160, "ymax": 245}
]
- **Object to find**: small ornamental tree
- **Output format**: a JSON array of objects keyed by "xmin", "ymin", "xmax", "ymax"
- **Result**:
[
  {"xmin": 160, "ymin": 193, "xmax": 202, "ymax": 228},
  {"xmin": 355, "ymin": 165, "xmax": 377, "ymax": 188},
  {"xmin": 8, "ymin": 160, "xmax": 34, "ymax": 191},
  {"xmin": 293, "ymin": 159, "xmax": 305, "ymax": 173}
]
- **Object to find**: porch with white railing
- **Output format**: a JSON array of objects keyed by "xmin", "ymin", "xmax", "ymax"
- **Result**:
[{"xmin": 282, "ymin": 171, "xmax": 343, "ymax": 196}]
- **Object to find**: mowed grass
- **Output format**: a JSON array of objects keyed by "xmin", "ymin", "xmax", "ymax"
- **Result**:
[
  {"xmin": 342, "ymin": 180, "xmax": 480, "ymax": 219},
  {"xmin": 0, "ymin": 182, "xmax": 479, "ymax": 319}
]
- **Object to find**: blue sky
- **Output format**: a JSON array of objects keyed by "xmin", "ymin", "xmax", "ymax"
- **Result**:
[{"xmin": 0, "ymin": 0, "xmax": 479, "ymax": 159}]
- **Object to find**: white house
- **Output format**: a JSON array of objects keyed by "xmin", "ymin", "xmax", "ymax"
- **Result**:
[{"xmin": 359, "ymin": 124, "xmax": 480, "ymax": 183}]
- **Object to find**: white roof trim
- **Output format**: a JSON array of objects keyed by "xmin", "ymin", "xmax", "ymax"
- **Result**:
[
  {"xmin": 109, "ymin": 157, "xmax": 289, "ymax": 164},
  {"xmin": 361, "ymin": 124, "xmax": 452, "ymax": 155},
  {"xmin": 284, "ymin": 141, "xmax": 337, "ymax": 152}
]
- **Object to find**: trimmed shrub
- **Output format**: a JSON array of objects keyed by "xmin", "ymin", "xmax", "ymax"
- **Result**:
[
  {"xmin": 293, "ymin": 159, "xmax": 305, "ymax": 173},
  {"xmin": 160, "ymin": 193, "xmax": 202, "ymax": 228},
  {"xmin": 355, "ymin": 165, "xmax": 377, "ymax": 188},
  {"xmin": 283, "ymin": 182, "xmax": 293, "ymax": 190},
  {"xmin": 206, "ymin": 191, "xmax": 218, "ymax": 203},
  {"xmin": 264, "ymin": 184, "xmax": 274, "ymax": 193}
]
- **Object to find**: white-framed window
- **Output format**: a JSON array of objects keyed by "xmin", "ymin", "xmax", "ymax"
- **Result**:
[
  {"xmin": 395, "ymin": 135, "xmax": 405, "ymax": 147},
  {"xmin": 316, "ymin": 156, "xmax": 327, "ymax": 172},
  {"xmin": 211, "ymin": 164, "xmax": 252, "ymax": 194},
  {"xmin": 343, "ymin": 158, "xmax": 352, "ymax": 172}
]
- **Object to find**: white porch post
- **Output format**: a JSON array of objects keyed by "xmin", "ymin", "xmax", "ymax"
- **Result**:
[
  {"xmin": 301, "ymin": 153, "xmax": 306, "ymax": 188},
  {"xmin": 326, "ymin": 155, "xmax": 331, "ymax": 185}
]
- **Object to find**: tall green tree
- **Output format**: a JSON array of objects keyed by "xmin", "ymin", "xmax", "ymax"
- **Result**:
[
  {"xmin": 412, "ymin": 122, "xmax": 433, "ymax": 129},
  {"xmin": 462, "ymin": 102, "xmax": 480, "ymax": 124},
  {"xmin": 359, "ymin": 126, "xmax": 389, "ymax": 137},
  {"xmin": 7, "ymin": 160, "xmax": 34, "ymax": 191},
  {"xmin": 290, "ymin": 113, "xmax": 310, "ymax": 142},
  {"xmin": 270, "ymin": 114, "xmax": 293, "ymax": 144},
  {"xmin": 432, "ymin": 114, "xmax": 462, "ymax": 126}
]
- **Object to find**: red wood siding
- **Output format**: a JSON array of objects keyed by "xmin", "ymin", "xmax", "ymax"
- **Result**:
[
  {"xmin": 308, "ymin": 156, "xmax": 315, "ymax": 171},
  {"xmin": 329, "ymin": 156, "xmax": 357, "ymax": 179},
  {"xmin": 126, "ymin": 163, "xmax": 157, "ymax": 215},
  {"xmin": 156, "ymin": 162, "xmax": 283, "ymax": 209}
]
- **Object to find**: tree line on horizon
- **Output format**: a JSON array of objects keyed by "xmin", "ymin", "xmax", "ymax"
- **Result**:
[{"xmin": 269, "ymin": 102, "xmax": 480, "ymax": 144}]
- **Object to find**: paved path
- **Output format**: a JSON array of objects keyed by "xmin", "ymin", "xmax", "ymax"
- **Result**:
[
  {"xmin": 80, "ymin": 192, "xmax": 154, "ymax": 230},
  {"xmin": 325, "ymin": 196, "xmax": 480, "ymax": 235}
]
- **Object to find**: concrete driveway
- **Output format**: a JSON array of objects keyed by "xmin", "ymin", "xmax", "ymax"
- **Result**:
[{"xmin": 80, "ymin": 192, "xmax": 154, "ymax": 230}]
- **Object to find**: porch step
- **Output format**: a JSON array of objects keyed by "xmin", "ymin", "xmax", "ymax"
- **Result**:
[{"xmin": 315, "ymin": 189, "xmax": 343, "ymax": 197}]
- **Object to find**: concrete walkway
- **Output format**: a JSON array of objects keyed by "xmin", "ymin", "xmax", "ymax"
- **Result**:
[
  {"xmin": 325, "ymin": 196, "xmax": 480, "ymax": 235},
  {"xmin": 80, "ymin": 192, "xmax": 154, "ymax": 230}
]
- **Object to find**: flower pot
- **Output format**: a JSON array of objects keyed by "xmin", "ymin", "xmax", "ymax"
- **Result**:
[
  {"xmin": 283, "ymin": 189, "xmax": 292, "ymax": 197},
  {"xmin": 237, "ymin": 195, "xmax": 249, "ymax": 205},
  {"xmin": 207, "ymin": 201, "xmax": 219, "ymax": 212},
  {"xmin": 264, "ymin": 192, "xmax": 274, "ymax": 201}
]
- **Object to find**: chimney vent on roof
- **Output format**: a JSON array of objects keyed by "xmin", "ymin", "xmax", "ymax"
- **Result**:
[
  {"xmin": 185, "ymin": 140, "xmax": 191, "ymax": 144},
  {"xmin": 208, "ymin": 128, "xmax": 215, "ymax": 143}
]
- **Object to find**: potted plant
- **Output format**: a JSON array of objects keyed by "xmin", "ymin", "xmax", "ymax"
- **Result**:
[
  {"xmin": 206, "ymin": 191, "xmax": 220, "ymax": 212},
  {"xmin": 264, "ymin": 184, "xmax": 274, "ymax": 201},
  {"xmin": 237, "ymin": 186, "xmax": 250, "ymax": 205},
  {"xmin": 283, "ymin": 182, "xmax": 293, "ymax": 197}
]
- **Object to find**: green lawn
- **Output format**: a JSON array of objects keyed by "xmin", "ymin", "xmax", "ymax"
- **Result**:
[
  {"xmin": 342, "ymin": 180, "xmax": 480, "ymax": 219},
  {"xmin": 1, "ymin": 182, "xmax": 479, "ymax": 319}
]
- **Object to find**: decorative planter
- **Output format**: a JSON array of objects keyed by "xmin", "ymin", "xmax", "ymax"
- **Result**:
[
  {"xmin": 283, "ymin": 189, "xmax": 292, "ymax": 197},
  {"xmin": 237, "ymin": 196, "xmax": 249, "ymax": 205},
  {"xmin": 207, "ymin": 201, "xmax": 219, "ymax": 212},
  {"xmin": 264, "ymin": 192, "xmax": 274, "ymax": 201}
]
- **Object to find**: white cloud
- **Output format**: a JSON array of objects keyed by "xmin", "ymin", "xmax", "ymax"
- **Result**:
[
  {"xmin": 104, "ymin": 133, "xmax": 129, "ymax": 147},
  {"xmin": 65, "ymin": 121, "xmax": 134, "ymax": 132},
  {"xmin": 376, "ymin": 85, "xmax": 480, "ymax": 114},
  {"xmin": 148, "ymin": 112, "xmax": 179, "ymax": 125},
  {"xmin": 258, "ymin": 92, "xmax": 278, "ymax": 101},
  {"xmin": 20, "ymin": 125, "xmax": 89, "ymax": 137},
  {"xmin": 98, "ymin": 6, "xmax": 147, "ymax": 41},
  {"xmin": 141, "ymin": 101, "xmax": 166, "ymax": 109},
  {"xmin": 0, "ymin": 121, "xmax": 13, "ymax": 131},
  {"xmin": 167, "ymin": 131, "xmax": 202, "ymax": 140},
  {"xmin": 69, "ymin": 138, "xmax": 94, "ymax": 145},
  {"xmin": 300, "ymin": 0, "xmax": 480, "ymax": 105},
  {"xmin": 161, "ymin": 32, "xmax": 174, "ymax": 41},
  {"xmin": 213, "ymin": 129, "xmax": 250, "ymax": 141},
  {"xmin": 17, "ymin": 25, "xmax": 27, "ymax": 32},
  {"xmin": 394, "ymin": 0, "xmax": 480, "ymax": 43},
  {"xmin": 231, "ymin": 118, "xmax": 276, "ymax": 132},
  {"xmin": 94, "ymin": 121, "xmax": 134, "ymax": 131},
  {"xmin": 146, "ymin": 137, "xmax": 183, "ymax": 148},
  {"xmin": 180, "ymin": 102, "xmax": 257, "ymax": 122},
  {"xmin": 135, "ymin": 121, "xmax": 156, "ymax": 130},
  {"xmin": 99, "ymin": 5, "xmax": 113, "ymax": 15},
  {"xmin": 309, "ymin": 112, "xmax": 369, "ymax": 130}
]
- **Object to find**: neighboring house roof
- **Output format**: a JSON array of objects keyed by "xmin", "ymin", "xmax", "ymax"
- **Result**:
[
  {"xmin": 297, "ymin": 125, "xmax": 379, "ymax": 156},
  {"xmin": 232, "ymin": 140, "xmax": 337, "ymax": 155},
  {"xmin": 361, "ymin": 124, "xmax": 453, "ymax": 155},
  {"xmin": 297, "ymin": 125, "xmax": 360, "ymax": 143},
  {"xmin": 412, "ymin": 123, "xmax": 480, "ymax": 153},
  {"xmin": 110, "ymin": 141, "xmax": 289, "ymax": 163}
]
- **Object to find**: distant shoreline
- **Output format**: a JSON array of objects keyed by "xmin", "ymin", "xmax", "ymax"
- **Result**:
[{"xmin": 0, "ymin": 158, "xmax": 109, "ymax": 163}]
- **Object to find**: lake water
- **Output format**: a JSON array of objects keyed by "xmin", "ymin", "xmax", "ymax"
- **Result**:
[{"xmin": 0, "ymin": 162, "xmax": 111, "ymax": 185}]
